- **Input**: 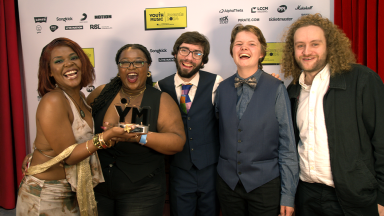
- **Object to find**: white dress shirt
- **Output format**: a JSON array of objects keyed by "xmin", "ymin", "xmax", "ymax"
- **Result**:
[
  {"xmin": 154, "ymin": 72, "xmax": 223, "ymax": 105},
  {"xmin": 297, "ymin": 64, "xmax": 335, "ymax": 187}
]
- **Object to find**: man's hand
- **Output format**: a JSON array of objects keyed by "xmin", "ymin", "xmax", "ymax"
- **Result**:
[
  {"xmin": 378, "ymin": 204, "xmax": 384, "ymax": 216},
  {"xmin": 279, "ymin": 205, "xmax": 294, "ymax": 216}
]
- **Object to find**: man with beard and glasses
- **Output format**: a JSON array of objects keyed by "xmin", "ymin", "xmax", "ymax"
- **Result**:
[
  {"xmin": 155, "ymin": 31, "xmax": 222, "ymax": 216},
  {"xmin": 281, "ymin": 14, "xmax": 384, "ymax": 215}
]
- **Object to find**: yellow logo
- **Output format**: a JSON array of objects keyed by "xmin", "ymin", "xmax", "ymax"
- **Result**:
[
  {"xmin": 145, "ymin": 7, "xmax": 187, "ymax": 30},
  {"xmin": 82, "ymin": 48, "xmax": 95, "ymax": 67}
]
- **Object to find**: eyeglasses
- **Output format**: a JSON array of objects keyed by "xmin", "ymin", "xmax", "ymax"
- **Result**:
[
  {"xmin": 178, "ymin": 48, "xmax": 204, "ymax": 60},
  {"xmin": 118, "ymin": 61, "xmax": 147, "ymax": 68}
]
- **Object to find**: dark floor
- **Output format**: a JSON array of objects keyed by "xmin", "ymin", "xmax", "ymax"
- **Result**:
[{"xmin": 0, "ymin": 208, "xmax": 15, "ymax": 216}]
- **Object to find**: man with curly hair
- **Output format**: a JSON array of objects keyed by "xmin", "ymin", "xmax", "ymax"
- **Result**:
[{"xmin": 281, "ymin": 13, "xmax": 384, "ymax": 215}]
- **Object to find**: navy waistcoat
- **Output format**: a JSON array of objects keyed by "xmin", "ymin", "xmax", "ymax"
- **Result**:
[
  {"xmin": 216, "ymin": 72, "xmax": 280, "ymax": 192},
  {"xmin": 158, "ymin": 71, "xmax": 219, "ymax": 170}
]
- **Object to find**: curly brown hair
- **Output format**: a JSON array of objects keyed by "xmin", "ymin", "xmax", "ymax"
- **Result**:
[{"xmin": 280, "ymin": 13, "xmax": 356, "ymax": 84}]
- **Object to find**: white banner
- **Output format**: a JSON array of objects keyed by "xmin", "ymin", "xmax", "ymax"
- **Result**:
[{"xmin": 18, "ymin": 0, "xmax": 332, "ymax": 149}]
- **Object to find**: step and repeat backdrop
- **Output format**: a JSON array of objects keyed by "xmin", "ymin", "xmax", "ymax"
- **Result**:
[{"xmin": 18, "ymin": 0, "xmax": 332, "ymax": 148}]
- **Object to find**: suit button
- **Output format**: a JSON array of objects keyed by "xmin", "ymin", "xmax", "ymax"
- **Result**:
[
  {"xmin": 237, "ymin": 151, "xmax": 241, "ymax": 154},
  {"xmin": 189, "ymin": 127, "xmax": 192, "ymax": 130},
  {"xmin": 238, "ymin": 161, "xmax": 241, "ymax": 165},
  {"xmin": 238, "ymin": 129, "xmax": 242, "ymax": 132},
  {"xmin": 191, "ymin": 148, "xmax": 194, "ymax": 151},
  {"xmin": 188, "ymin": 117, "xmax": 190, "ymax": 120},
  {"xmin": 190, "ymin": 138, "xmax": 193, "ymax": 140},
  {"xmin": 109, "ymin": 164, "xmax": 113, "ymax": 167},
  {"xmin": 238, "ymin": 140, "xmax": 241, "ymax": 143},
  {"xmin": 238, "ymin": 172, "xmax": 242, "ymax": 175}
]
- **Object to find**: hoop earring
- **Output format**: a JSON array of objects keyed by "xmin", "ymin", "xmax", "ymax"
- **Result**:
[{"xmin": 147, "ymin": 71, "xmax": 152, "ymax": 77}]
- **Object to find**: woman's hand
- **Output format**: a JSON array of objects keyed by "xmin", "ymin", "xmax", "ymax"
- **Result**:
[{"xmin": 102, "ymin": 122, "xmax": 144, "ymax": 144}]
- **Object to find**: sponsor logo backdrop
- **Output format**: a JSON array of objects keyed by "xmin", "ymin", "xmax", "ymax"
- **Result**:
[{"xmin": 18, "ymin": 0, "xmax": 332, "ymax": 147}]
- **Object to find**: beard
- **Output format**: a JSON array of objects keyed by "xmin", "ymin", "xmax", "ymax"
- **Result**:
[
  {"xmin": 175, "ymin": 57, "xmax": 203, "ymax": 79},
  {"xmin": 296, "ymin": 55, "xmax": 327, "ymax": 74}
]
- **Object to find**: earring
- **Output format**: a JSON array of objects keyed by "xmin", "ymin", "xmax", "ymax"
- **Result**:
[
  {"xmin": 147, "ymin": 71, "xmax": 152, "ymax": 77},
  {"xmin": 117, "ymin": 73, "xmax": 120, "ymax": 77},
  {"xmin": 55, "ymin": 84, "xmax": 58, "ymax": 88}
]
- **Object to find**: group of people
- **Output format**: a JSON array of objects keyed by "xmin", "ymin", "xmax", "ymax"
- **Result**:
[{"xmin": 16, "ymin": 13, "xmax": 384, "ymax": 216}]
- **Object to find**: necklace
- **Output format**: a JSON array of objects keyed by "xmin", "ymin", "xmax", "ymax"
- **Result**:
[
  {"xmin": 57, "ymin": 86, "xmax": 86, "ymax": 118},
  {"xmin": 121, "ymin": 86, "xmax": 146, "ymax": 105}
]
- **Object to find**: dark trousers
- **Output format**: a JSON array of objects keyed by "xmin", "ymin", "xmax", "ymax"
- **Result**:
[
  {"xmin": 94, "ymin": 164, "xmax": 166, "ymax": 216},
  {"xmin": 170, "ymin": 164, "xmax": 219, "ymax": 216},
  {"xmin": 216, "ymin": 174, "xmax": 280, "ymax": 216},
  {"xmin": 296, "ymin": 180, "xmax": 379, "ymax": 216}
]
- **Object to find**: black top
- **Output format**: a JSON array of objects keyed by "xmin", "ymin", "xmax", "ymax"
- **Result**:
[{"xmin": 93, "ymin": 84, "xmax": 163, "ymax": 182}]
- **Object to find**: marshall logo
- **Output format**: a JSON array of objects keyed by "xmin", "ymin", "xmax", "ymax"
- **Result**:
[
  {"xmin": 159, "ymin": 58, "xmax": 174, "ymax": 62},
  {"xmin": 220, "ymin": 16, "xmax": 228, "ymax": 24},
  {"xmin": 65, "ymin": 26, "xmax": 83, "ymax": 30},
  {"xmin": 295, "ymin": 5, "xmax": 313, "ymax": 10},
  {"xmin": 94, "ymin": 15, "xmax": 112, "ymax": 19},
  {"xmin": 34, "ymin": 17, "xmax": 47, "ymax": 23},
  {"xmin": 81, "ymin": 13, "xmax": 87, "ymax": 21},
  {"xmin": 150, "ymin": 49, "xmax": 167, "ymax": 54},
  {"xmin": 277, "ymin": 5, "xmax": 287, "ymax": 13},
  {"xmin": 57, "ymin": 17, "xmax": 73, "ymax": 22},
  {"xmin": 50, "ymin": 25, "xmax": 58, "ymax": 32}
]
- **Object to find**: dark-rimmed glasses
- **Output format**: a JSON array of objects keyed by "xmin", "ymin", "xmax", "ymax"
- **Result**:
[
  {"xmin": 118, "ymin": 61, "xmax": 147, "ymax": 68},
  {"xmin": 178, "ymin": 48, "xmax": 204, "ymax": 60}
]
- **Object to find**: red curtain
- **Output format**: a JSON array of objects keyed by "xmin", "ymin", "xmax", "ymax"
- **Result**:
[
  {"xmin": 334, "ymin": 0, "xmax": 384, "ymax": 81},
  {"xmin": 0, "ymin": 0, "xmax": 27, "ymax": 209}
]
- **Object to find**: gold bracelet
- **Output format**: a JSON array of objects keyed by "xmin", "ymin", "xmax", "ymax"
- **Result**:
[
  {"xmin": 98, "ymin": 133, "xmax": 107, "ymax": 149},
  {"xmin": 85, "ymin": 140, "xmax": 92, "ymax": 155},
  {"xmin": 93, "ymin": 134, "xmax": 103, "ymax": 149}
]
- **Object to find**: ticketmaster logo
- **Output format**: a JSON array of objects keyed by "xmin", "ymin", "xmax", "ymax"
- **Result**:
[{"xmin": 269, "ymin": 17, "xmax": 293, "ymax": 21}]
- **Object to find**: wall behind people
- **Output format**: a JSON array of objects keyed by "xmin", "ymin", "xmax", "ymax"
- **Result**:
[{"xmin": 18, "ymin": 0, "xmax": 332, "ymax": 150}]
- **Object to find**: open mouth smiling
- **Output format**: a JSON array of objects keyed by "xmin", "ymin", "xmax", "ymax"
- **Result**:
[{"xmin": 64, "ymin": 70, "xmax": 78, "ymax": 79}]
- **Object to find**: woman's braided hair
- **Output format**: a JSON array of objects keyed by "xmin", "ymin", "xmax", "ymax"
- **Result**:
[{"xmin": 91, "ymin": 44, "xmax": 153, "ymax": 116}]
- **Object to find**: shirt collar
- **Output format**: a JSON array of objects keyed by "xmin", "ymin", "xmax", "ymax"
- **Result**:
[
  {"xmin": 175, "ymin": 71, "xmax": 200, "ymax": 87},
  {"xmin": 235, "ymin": 69, "xmax": 262, "ymax": 81},
  {"xmin": 299, "ymin": 64, "xmax": 330, "ymax": 91}
]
